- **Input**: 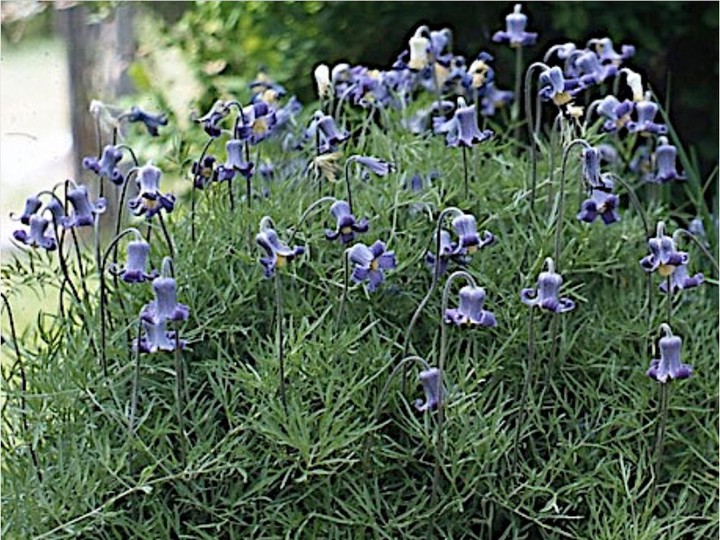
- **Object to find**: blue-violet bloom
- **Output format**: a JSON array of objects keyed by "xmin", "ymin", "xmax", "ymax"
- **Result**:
[
  {"xmin": 141, "ymin": 277, "xmax": 190, "ymax": 324},
  {"xmin": 325, "ymin": 200, "xmax": 369, "ymax": 244},
  {"xmin": 83, "ymin": 145, "xmax": 124, "ymax": 185},
  {"xmin": 451, "ymin": 213, "xmax": 495, "ymax": 255},
  {"xmin": 256, "ymin": 227, "xmax": 305, "ymax": 278},
  {"xmin": 126, "ymin": 106, "xmax": 168, "ymax": 136},
  {"xmin": 191, "ymin": 155, "xmax": 218, "ymax": 189},
  {"xmin": 111, "ymin": 240, "xmax": 158, "ymax": 283},
  {"xmin": 11, "ymin": 195, "xmax": 42, "ymax": 225},
  {"xmin": 128, "ymin": 164, "xmax": 175, "ymax": 219},
  {"xmin": 647, "ymin": 137, "xmax": 686, "ymax": 184},
  {"xmin": 61, "ymin": 185, "xmax": 107, "ymax": 228},
  {"xmin": 639, "ymin": 222, "xmax": 688, "ymax": 276},
  {"xmin": 658, "ymin": 263, "xmax": 703, "ymax": 294},
  {"xmin": 134, "ymin": 319, "xmax": 186, "ymax": 354},
  {"xmin": 492, "ymin": 4, "xmax": 538, "ymax": 48},
  {"xmin": 445, "ymin": 285, "xmax": 497, "ymax": 327},
  {"xmin": 521, "ymin": 257, "xmax": 575, "ymax": 313},
  {"xmin": 577, "ymin": 178, "xmax": 620, "ymax": 225},
  {"xmin": 646, "ymin": 328, "xmax": 692, "ymax": 383},
  {"xmin": 414, "ymin": 368, "xmax": 445, "ymax": 411},
  {"xmin": 348, "ymin": 240, "xmax": 396, "ymax": 292},
  {"xmin": 216, "ymin": 140, "xmax": 254, "ymax": 181},
  {"xmin": 13, "ymin": 215, "xmax": 56, "ymax": 251},
  {"xmin": 626, "ymin": 98, "xmax": 667, "ymax": 136},
  {"xmin": 433, "ymin": 97, "xmax": 493, "ymax": 148}
]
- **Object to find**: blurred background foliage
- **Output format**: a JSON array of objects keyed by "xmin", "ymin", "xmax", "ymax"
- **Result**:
[{"xmin": 140, "ymin": 1, "xmax": 718, "ymax": 181}]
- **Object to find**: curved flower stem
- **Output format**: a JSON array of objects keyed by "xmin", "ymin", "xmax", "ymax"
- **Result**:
[
  {"xmin": 63, "ymin": 180, "xmax": 90, "ymax": 300},
  {"xmin": 1, "ymin": 293, "xmax": 42, "ymax": 482},
  {"xmin": 665, "ymin": 276, "xmax": 673, "ymax": 325},
  {"xmin": 115, "ymin": 168, "xmax": 138, "ymax": 245},
  {"xmin": 128, "ymin": 318, "xmax": 143, "ymax": 437},
  {"xmin": 372, "ymin": 355, "xmax": 432, "ymax": 423},
  {"xmin": 605, "ymin": 172, "xmax": 651, "ymax": 238},
  {"xmin": 432, "ymin": 270, "xmax": 477, "ymax": 505},
  {"xmin": 524, "ymin": 61, "xmax": 551, "ymax": 212},
  {"xmin": 157, "ymin": 213, "xmax": 175, "ymax": 259},
  {"xmin": 334, "ymin": 249, "xmax": 352, "ymax": 334},
  {"xmin": 343, "ymin": 158, "xmax": 358, "ymax": 213},
  {"xmin": 673, "ymin": 229, "xmax": 720, "ymax": 275},
  {"xmin": 512, "ymin": 306, "xmax": 536, "ymax": 475},
  {"xmin": 46, "ymin": 211, "xmax": 81, "ymax": 303},
  {"xmin": 115, "ymin": 144, "xmax": 140, "ymax": 167},
  {"xmin": 99, "ymin": 228, "xmax": 144, "ymax": 378},
  {"xmin": 554, "ymin": 139, "xmax": 592, "ymax": 272},
  {"xmin": 401, "ymin": 207, "xmax": 465, "ymax": 390},
  {"xmin": 275, "ymin": 274, "xmax": 287, "ymax": 415},
  {"xmin": 288, "ymin": 196, "xmax": 337, "ymax": 245},
  {"xmin": 650, "ymin": 381, "xmax": 671, "ymax": 506},
  {"xmin": 191, "ymin": 139, "xmax": 214, "ymax": 242}
]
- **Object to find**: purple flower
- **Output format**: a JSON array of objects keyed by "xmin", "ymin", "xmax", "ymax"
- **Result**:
[
  {"xmin": 646, "ymin": 328, "xmax": 692, "ymax": 383},
  {"xmin": 256, "ymin": 226, "xmax": 305, "ymax": 278},
  {"xmin": 647, "ymin": 137, "xmax": 686, "ymax": 184},
  {"xmin": 582, "ymin": 147, "xmax": 603, "ymax": 187},
  {"xmin": 425, "ymin": 230, "xmax": 457, "ymax": 276},
  {"xmin": 573, "ymin": 50, "xmax": 617, "ymax": 88},
  {"xmin": 237, "ymin": 100, "xmax": 277, "ymax": 145},
  {"xmin": 353, "ymin": 156, "xmax": 395, "ymax": 177},
  {"xmin": 13, "ymin": 215, "xmax": 56, "ymax": 251},
  {"xmin": 128, "ymin": 164, "xmax": 175, "ymax": 219},
  {"xmin": 134, "ymin": 319, "xmax": 186, "ymax": 354},
  {"xmin": 445, "ymin": 285, "xmax": 497, "ymax": 327},
  {"xmin": 451, "ymin": 213, "xmax": 495, "ymax": 256},
  {"xmin": 111, "ymin": 240, "xmax": 158, "ymax": 283},
  {"xmin": 577, "ymin": 180, "xmax": 620, "ymax": 225},
  {"xmin": 126, "ymin": 106, "xmax": 168, "ymax": 137},
  {"xmin": 626, "ymin": 99, "xmax": 667, "ymax": 136},
  {"xmin": 325, "ymin": 200, "xmax": 369, "ymax": 244},
  {"xmin": 492, "ymin": 4, "xmax": 538, "ymax": 48},
  {"xmin": 11, "ymin": 195, "xmax": 42, "ymax": 225},
  {"xmin": 216, "ymin": 140, "xmax": 254, "ymax": 182},
  {"xmin": 479, "ymin": 82, "xmax": 513, "ymax": 116},
  {"xmin": 196, "ymin": 101, "xmax": 230, "ymax": 138},
  {"xmin": 83, "ymin": 145, "xmax": 124, "ymax": 185},
  {"xmin": 414, "ymin": 368, "xmax": 445, "ymax": 411},
  {"xmin": 141, "ymin": 277, "xmax": 190, "ymax": 324},
  {"xmin": 45, "ymin": 198, "xmax": 66, "ymax": 225},
  {"xmin": 658, "ymin": 263, "xmax": 704, "ymax": 294},
  {"xmin": 596, "ymin": 95, "xmax": 634, "ymax": 132},
  {"xmin": 538, "ymin": 67, "xmax": 578, "ymax": 106},
  {"xmin": 640, "ymin": 223, "xmax": 688, "ymax": 277},
  {"xmin": 191, "ymin": 155, "xmax": 218, "ymax": 189},
  {"xmin": 588, "ymin": 37, "xmax": 635, "ymax": 65},
  {"xmin": 61, "ymin": 185, "xmax": 107, "ymax": 228},
  {"xmin": 521, "ymin": 257, "xmax": 575, "ymax": 313},
  {"xmin": 348, "ymin": 240, "xmax": 396, "ymax": 292},
  {"xmin": 313, "ymin": 112, "xmax": 350, "ymax": 152},
  {"xmin": 433, "ymin": 98, "xmax": 494, "ymax": 148}
]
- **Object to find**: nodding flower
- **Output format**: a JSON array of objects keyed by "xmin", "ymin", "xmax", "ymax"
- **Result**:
[
  {"xmin": 640, "ymin": 222, "xmax": 688, "ymax": 277},
  {"xmin": 311, "ymin": 112, "xmax": 350, "ymax": 152},
  {"xmin": 127, "ymin": 164, "xmax": 175, "ymax": 219},
  {"xmin": 433, "ymin": 97, "xmax": 494, "ymax": 148},
  {"xmin": 256, "ymin": 223, "xmax": 305, "ymax": 278},
  {"xmin": 352, "ymin": 156, "xmax": 395, "ymax": 177},
  {"xmin": 492, "ymin": 4, "xmax": 538, "ymax": 48},
  {"xmin": 626, "ymin": 95, "xmax": 667, "ymax": 136},
  {"xmin": 588, "ymin": 37, "xmax": 635, "ymax": 66},
  {"xmin": 61, "ymin": 185, "xmax": 107, "ymax": 228},
  {"xmin": 581, "ymin": 147, "xmax": 603, "ymax": 187},
  {"xmin": 573, "ymin": 50, "xmax": 617, "ymax": 88},
  {"xmin": 479, "ymin": 82, "xmax": 514, "ymax": 117},
  {"xmin": 125, "ymin": 106, "xmax": 168, "ymax": 137},
  {"xmin": 646, "ymin": 325, "xmax": 692, "ymax": 383},
  {"xmin": 216, "ymin": 140, "xmax": 254, "ymax": 182},
  {"xmin": 468, "ymin": 52, "xmax": 495, "ymax": 89},
  {"xmin": 596, "ymin": 95, "xmax": 634, "ymax": 132},
  {"xmin": 348, "ymin": 240, "xmax": 397, "ymax": 292},
  {"xmin": 196, "ymin": 100, "xmax": 231, "ymax": 138},
  {"xmin": 191, "ymin": 155, "xmax": 218, "ymax": 189},
  {"xmin": 325, "ymin": 200, "xmax": 369, "ymax": 244},
  {"xmin": 236, "ymin": 100, "xmax": 277, "ymax": 145},
  {"xmin": 141, "ymin": 277, "xmax": 190, "ymax": 324},
  {"xmin": 451, "ymin": 213, "xmax": 495, "ymax": 256},
  {"xmin": 521, "ymin": 257, "xmax": 576, "ymax": 313},
  {"xmin": 13, "ymin": 215, "xmax": 57, "ymax": 251},
  {"xmin": 444, "ymin": 285, "xmax": 497, "ymax": 328},
  {"xmin": 425, "ymin": 229, "xmax": 458, "ymax": 277},
  {"xmin": 314, "ymin": 64, "xmax": 332, "ymax": 99},
  {"xmin": 45, "ymin": 198, "xmax": 66, "ymax": 225},
  {"xmin": 83, "ymin": 145, "xmax": 124, "ymax": 185},
  {"xmin": 538, "ymin": 66, "xmax": 579, "ymax": 107},
  {"xmin": 577, "ymin": 177, "xmax": 620, "ymax": 225},
  {"xmin": 658, "ymin": 262, "xmax": 703, "ymax": 295},
  {"xmin": 111, "ymin": 240, "xmax": 158, "ymax": 284},
  {"xmin": 407, "ymin": 26, "xmax": 431, "ymax": 71},
  {"xmin": 134, "ymin": 319, "xmax": 186, "ymax": 354},
  {"xmin": 647, "ymin": 137, "xmax": 686, "ymax": 184},
  {"xmin": 11, "ymin": 195, "xmax": 42, "ymax": 225},
  {"xmin": 414, "ymin": 368, "xmax": 446, "ymax": 411}
]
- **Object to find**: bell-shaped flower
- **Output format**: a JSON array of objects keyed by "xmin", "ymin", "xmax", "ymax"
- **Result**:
[
  {"xmin": 433, "ymin": 98, "xmax": 494, "ymax": 148},
  {"xmin": 314, "ymin": 64, "xmax": 331, "ymax": 99},
  {"xmin": 521, "ymin": 257, "xmax": 575, "ymax": 313},
  {"xmin": 688, "ymin": 217, "xmax": 709, "ymax": 248},
  {"xmin": 407, "ymin": 27, "xmax": 431, "ymax": 71},
  {"xmin": 640, "ymin": 223, "xmax": 689, "ymax": 277},
  {"xmin": 577, "ymin": 178, "xmax": 620, "ymax": 225},
  {"xmin": 111, "ymin": 240, "xmax": 158, "ymax": 283},
  {"xmin": 83, "ymin": 145, "xmax": 124, "ymax": 185},
  {"xmin": 626, "ymin": 97, "xmax": 667, "ymax": 136},
  {"xmin": 61, "ymin": 185, "xmax": 107, "ymax": 228},
  {"xmin": 492, "ymin": 4, "xmax": 537, "ymax": 48},
  {"xmin": 191, "ymin": 155, "xmax": 218, "ymax": 189},
  {"xmin": 468, "ymin": 52, "xmax": 495, "ymax": 89},
  {"xmin": 647, "ymin": 137, "xmax": 686, "ymax": 184},
  {"xmin": 13, "ymin": 215, "xmax": 56, "ymax": 251},
  {"xmin": 11, "ymin": 195, "xmax": 42, "ymax": 225},
  {"xmin": 538, "ymin": 66, "xmax": 578, "ymax": 106},
  {"xmin": 134, "ymin": 319, "xmax": 185, "ymax": 354},
  {"xmin": 596, "ymin": 95, "xmax": 634, "ymax": 132},
  {"xmin": 582, "ymin": 147, "xmax": 603, "ymax": 187},
  {"xmin": 128, "ymin": 164, "xmax": 175, "ymax": 219},
  {"xmin": 646, "ymin": 328, "xmax": 692, "ymax": 383},
  {"xmin": 445, "ymin": 285, "xmax": 497, "ymax": 327},
  {"xmin": 451, "ymin": 213, "xmax": 495, "ymax": 256},
  {"xmin": 237, "ymin": 100, "xmax": 277, "ymax": 145},
  {"xmin": 216, "ymin": 140, "xmax": 254, "ymax": 182},
  {"xmin": 480, "ymin": 82, "xmax": 514, "ymax": 116},
  {"xmin": 658, "ymin": 263, "xmax": 703, "ymax": 295},
  {"xmin": 126, "ymin": 106, "xmax": 168, "ymax": 136},
  {"xmin": 256, "ymin": 226, "xmax": 305, "ymax": 278},
  {"xmin": 574, "ymin": 50, "xmax": 617, "ymax": 88},
  {"xmin": 414, "ymin": 368, "xmax": 446, "ymax": 412},
  {"xmin": 45, "ymin": 198, "xmax": 66, "ymax": 225},
  {"xmin": 141, "ymin": 277, "xmax": 190, "ymax": 324},
  {"xmin": 314, "ymin": 112, "xmax": 350, "ymax": 152},
  {"xmin": 325, "ymin": 200, "xmax": 369, "ymax": 244},
  {"xmin": 348, "ymin": 240, "xmax": 396, "ymax": 292},
  {"xmin": 425, "ymin": 229, "xmax": 458, "ymax": 277},
  {"xmin": 196, "ymin": 100, "xmax": 230, "ymax": 138},
  {"xmin": 353, "ymin": 156, "xmax": 395, "ymax": 177},
  {"xmin": 588, "ymin": 37, "xmax": 635, "ymax": 65}
]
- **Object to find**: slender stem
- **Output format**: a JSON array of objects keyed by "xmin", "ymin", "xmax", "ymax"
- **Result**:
[
  {"xmin": 275, "ymin": 275, "xmax": 287, "ymax": 414},
  {"xmin": 373, "ymin": 355, "xmax": 432, "ymax": 423},
  {"xmin": 650, "ymin": 382, "xmax": 671, "ymax": 505},
  {"xmin": 334, "ymin": 249, "xmax": 351, "ymax": 334},
  {"xmin": 115, "ymin": 144, "xmax": 140, "ymax": 167},
  {"xmin": 1, "ymin": 293, "xmax": 42, "ymax": 481},
  {"xmin": 70, "ymin": 227, "xmax": 89, "ymax": 299},
  {"xmin": 512, "ymin": 45, "xmax": 523, "ymax": 142},
  {"xmin": 665, "ymin": 276, "xmax": 672, "ymax": 324},
  {"xmin": 115, "ymin": 169, "xmax": 137, "ymax": 242},
  {"xmin": 554, "ymin": 139, "xmax": 592, "ymax": 272},
  {"xmin": 174, "ymin": 322, "xmax": 186, "ymax": 461},
  {"xmin": 49, "ymin": 217, "xmax": 80, "ymax": 303},
  {"xmin": 191, "ymin": 139, "xmax": 214, "ymax": 243},
  {"xmin": 513, "ymin": 306, "xmax": 536, "ymax": 474},
  {"xmin": 288, "ymin": 196, "xmax": 337, "ymax": 245},
  {"xmin": 157, "ymin": 213, "xmax": 174, "ymax": 259},
  {"xmin": 244, "ymin": 141, "xmax": 252, "ymax": 209},
  {"xmin": 343, "ymin": 158, "xmax": 357, "ymax": 213},
  {"xmin": 129, "ymin": 319, "xmax": 143, "ymax": 436},
  {"xmin": 524, "ymin": 62, "xmax": 551, "ymax": 212},
  {"xmin": 462, "ymin": 146, "xmax": 469, "ymax": 200},
  {"xmin": 674, "ymin": 229, "xmax": 720, "ymax": 275},
  {"xmin": 605, "ymin": 172, "xmax": 651, "ymax": 238}
]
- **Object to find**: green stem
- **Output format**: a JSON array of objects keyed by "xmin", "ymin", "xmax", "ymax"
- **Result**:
[
  {"xmin": 275, "ymin": 274, "xmax": 287, "ymax": 414},
  {"xmin": 513, "ymin": 306, "xmax": 536, "ymax": 474}
]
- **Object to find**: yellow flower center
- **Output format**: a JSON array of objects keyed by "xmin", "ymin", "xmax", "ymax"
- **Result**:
[
  {"xmin": 370, "ymin": 259, "xmax": 380, "ymax": 271},
  {"xmin": 253, "ymin": 118, "xmax": 268, "ymax": 136},
  {"xmin": 341, "ymin": 226, "xmax": 353, "ymax": 235},
  {"xmin": 553, "ymin": 92, "xmax": 572, "ymax": 106},
  {"xmin": 467, "ymin": 245, "xmax": 478, "ymax": 254},
  {"xmin": 276, "ymin": 255, "xmax": 288, "ymax": 268},
  {"xmin": 658, "ymin": 264, "xmax": 675, "ymax": 277}
]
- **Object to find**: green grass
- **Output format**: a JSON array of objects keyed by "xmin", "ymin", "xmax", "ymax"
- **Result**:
[{"xmin": 1, "ymin": 98, "xmax": 718, "ymax": 539}]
